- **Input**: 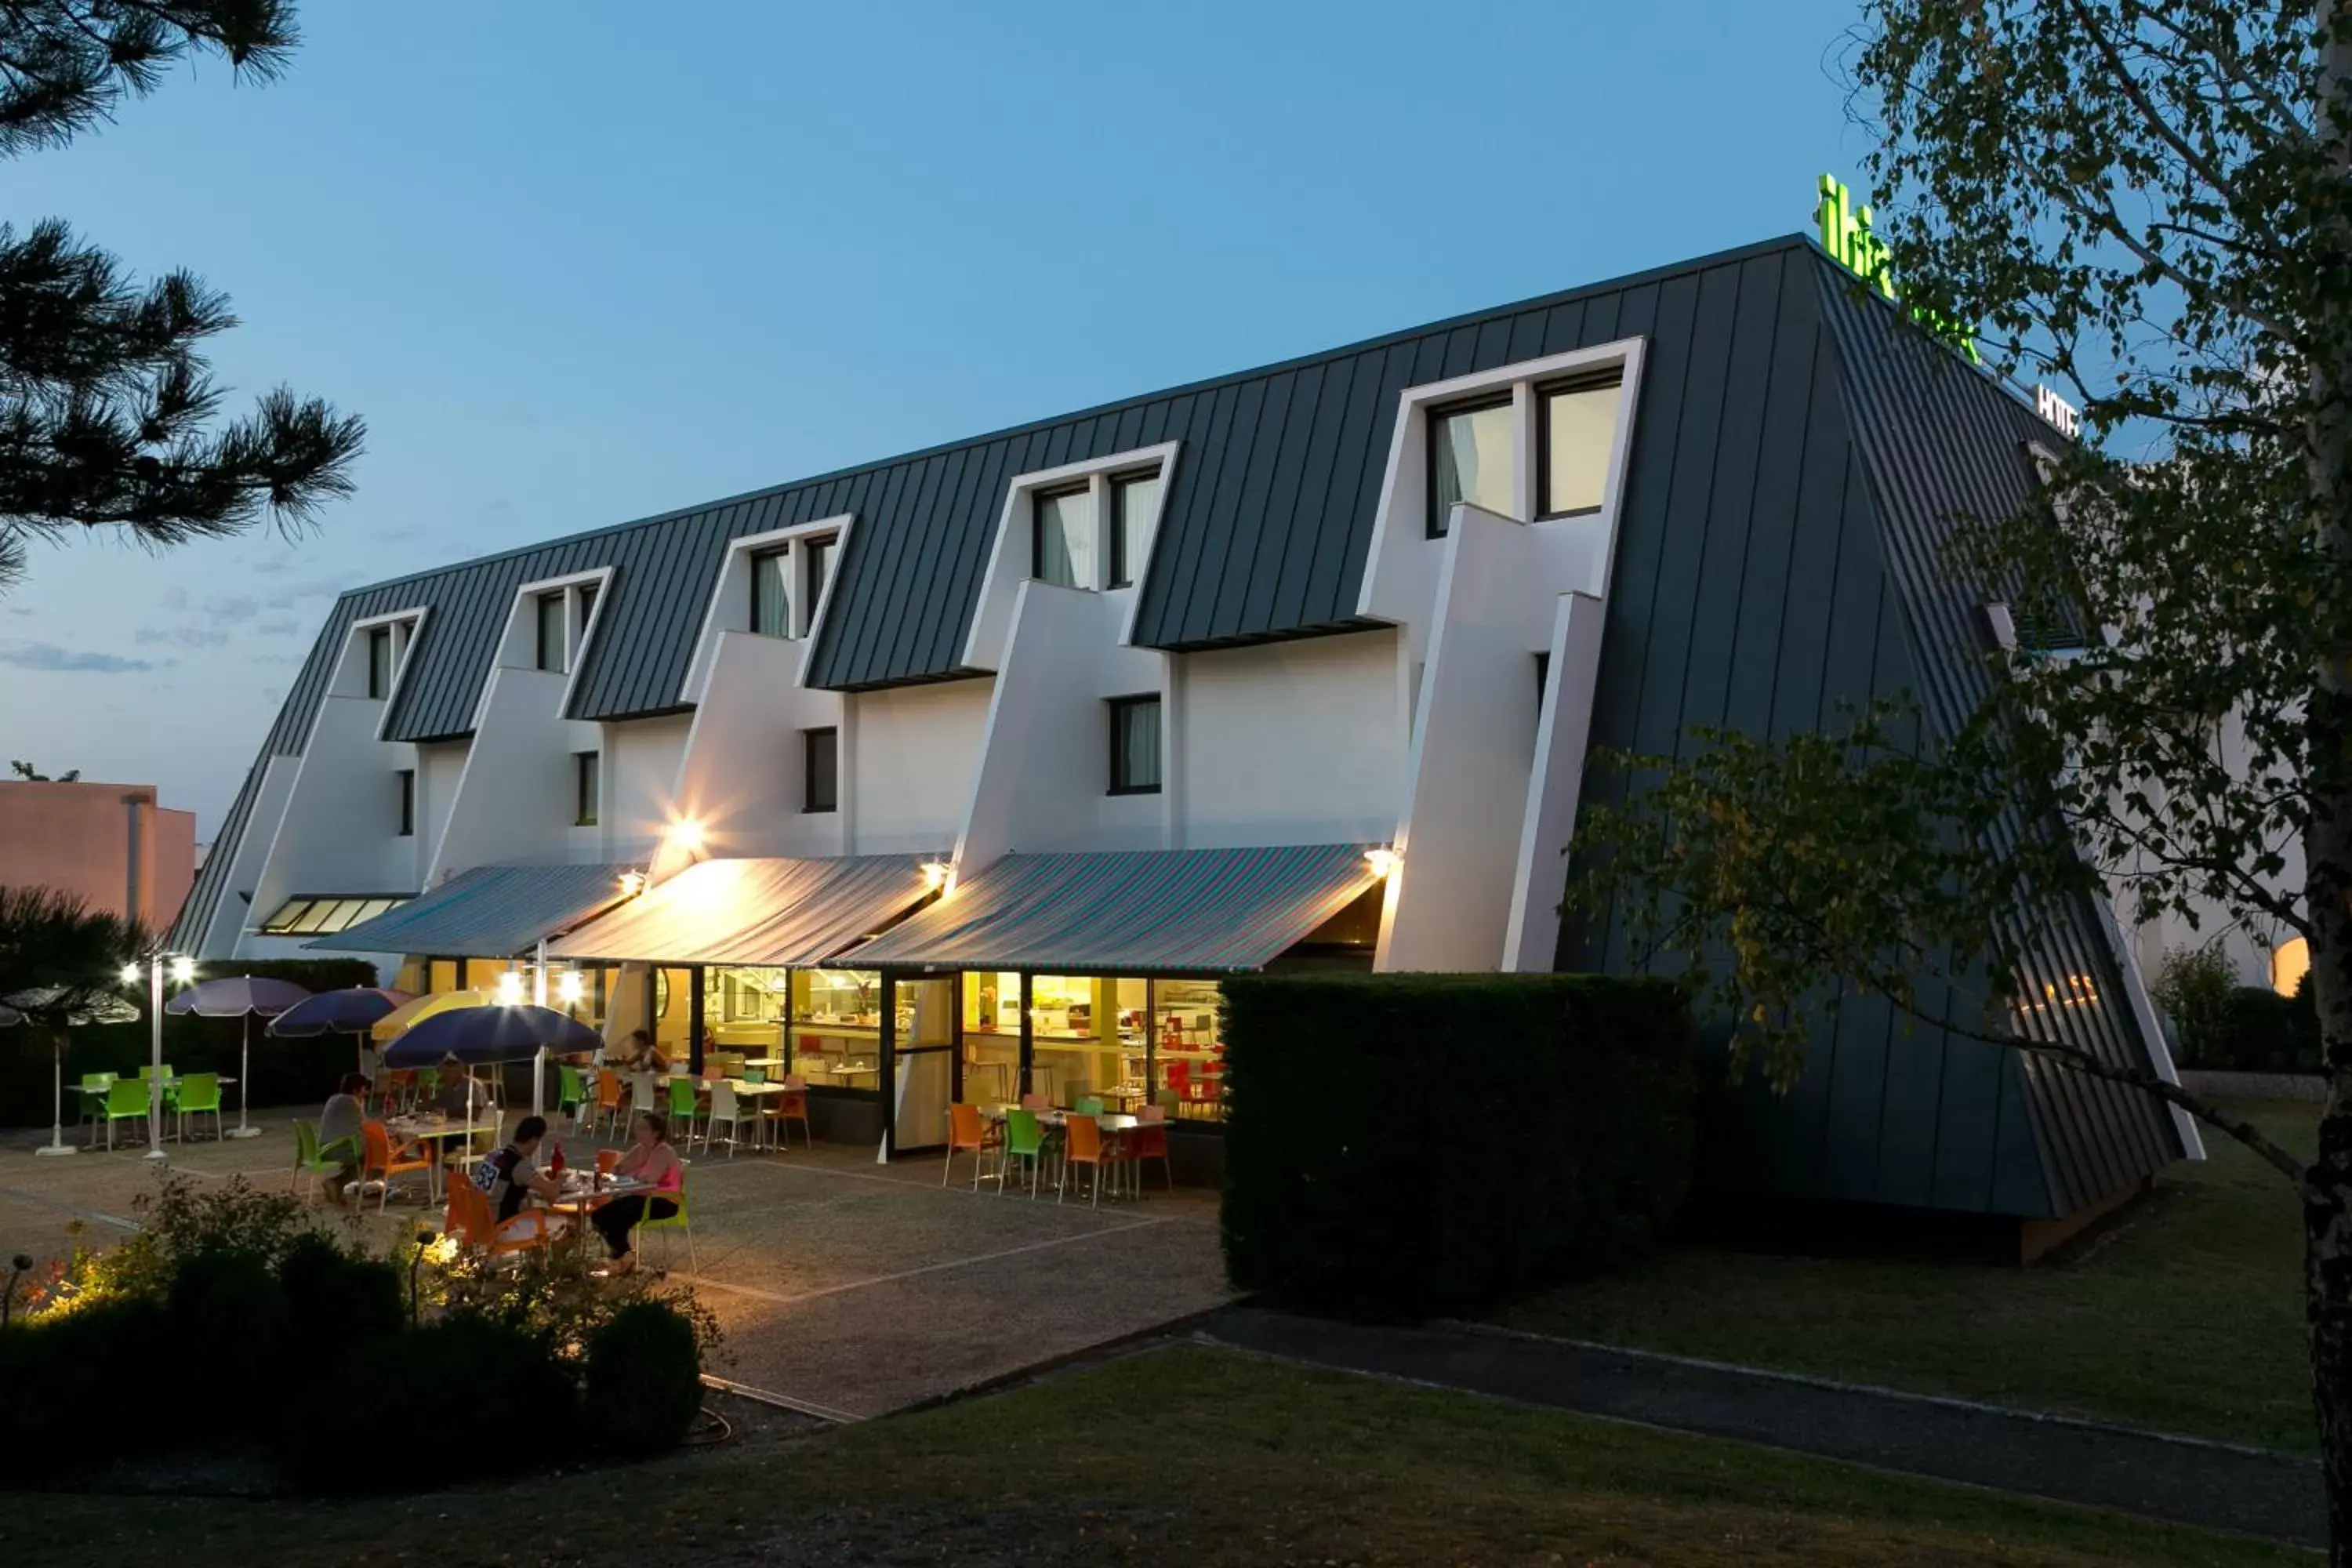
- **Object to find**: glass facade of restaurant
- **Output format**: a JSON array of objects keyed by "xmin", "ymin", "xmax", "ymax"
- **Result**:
[{"xmin": 954, "ymin": 971, "xmax": 1226, "ymax": 1121}]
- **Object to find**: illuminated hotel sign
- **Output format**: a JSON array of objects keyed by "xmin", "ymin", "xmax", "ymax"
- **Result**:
[
  {"xmin": 2034, "ymin": 383, "xmax": 2082, "ymax": 438},
  {"xmin": 1816, "ymin": 173, "xmax": 1984, "ymax": 366}
]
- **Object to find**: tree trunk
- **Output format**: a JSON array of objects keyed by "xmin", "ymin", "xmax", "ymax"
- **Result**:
[{"xmin": 2310, "ymin": 10, "xmax": 2352, "ymax": 1562}]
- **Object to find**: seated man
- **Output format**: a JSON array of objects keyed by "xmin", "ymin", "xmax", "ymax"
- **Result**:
[
  {"xmin": 437, "ymin": 1054, "xmax": 492, "ymax": 1121},
  {"xmin": 470, "ymin": 1115, "xmax": 568, "ymax": 1242}
]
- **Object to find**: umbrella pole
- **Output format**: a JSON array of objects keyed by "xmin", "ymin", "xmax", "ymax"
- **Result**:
[
  {"xmin": 226, "ymin": 1011, "xmax": 261, "ymax": 1138},
  {"xmin": 34, "ymin": 1030, "xmax": 74, "ymax": 1156}
]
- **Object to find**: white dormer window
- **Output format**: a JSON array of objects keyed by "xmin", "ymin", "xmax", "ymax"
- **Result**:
[
  {"xmin": 1033, "ymin": 485, "xmax": 1094, "ymax": 589},
  {"xmin": 347, "ymin": 609, "xmax": 425, "ymax": 705},
  {"xmin": 1028, "ymin": 464, "xmax": 1165, "ymax": 592},
  {"xmin": 747, "ymin": 533, "xmax": 837, "ymax": 640},
  {"xmin": 1107, "ymin": 470, "xmax": 1160, "ymax": 589}
]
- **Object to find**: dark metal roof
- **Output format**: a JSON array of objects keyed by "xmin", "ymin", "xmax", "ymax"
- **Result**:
[{"xmin": 303, "ymin": 861, "xmax": 636, "ymax": 959}]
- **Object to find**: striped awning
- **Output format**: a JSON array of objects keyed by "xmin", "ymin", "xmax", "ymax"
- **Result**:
[
  {"xmin": 304, "ymin": 862, "xmax": 635, "ymax": 958},
  {"xmin": 843, "ymin": 844, "xmax": 1383, "ymax": 974},
  {"xmin": 550, "ymin": 855, "xmax": 941, "ymax": 967}
]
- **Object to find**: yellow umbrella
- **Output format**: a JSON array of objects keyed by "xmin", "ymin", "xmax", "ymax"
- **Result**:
[{"xmin": 371, "ymin": 989, "xmax": 492, "ymax": 1042}]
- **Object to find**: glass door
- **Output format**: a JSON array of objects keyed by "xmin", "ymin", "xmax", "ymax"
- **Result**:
[{"xmin": 887, "ymin": 975, "xmax": 955, "ymax": 1155}]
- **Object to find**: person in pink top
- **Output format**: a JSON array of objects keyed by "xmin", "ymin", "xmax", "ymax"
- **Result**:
[{"xmin": 590, "ymin": 1110, "xmax": 683, "ymax": 1275}]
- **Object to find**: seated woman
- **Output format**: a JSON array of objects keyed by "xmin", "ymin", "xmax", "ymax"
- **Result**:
[
  {"xmin": 589, "ymin": 1111, "xmax": 683, "ymax": 1276},
  {"xmin": 317, "ymin": 1072, "xmax": 369, "ymax": 1204},
  {"xmin": 619, "ymin": 1029, "xmax": 669, "ymax": 1074}
]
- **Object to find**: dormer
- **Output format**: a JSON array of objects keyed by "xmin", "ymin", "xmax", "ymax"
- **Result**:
[
  {"xmin": 963, "ymin": 441, "xmax": 1181, "ymax": 670},
  {"xmin": 678, "ymin": 514, "xmax": 853, "ymax": 704},
  {"xmin": 332, "ymin": 608, "xmax": 428, "ymax": 736}
]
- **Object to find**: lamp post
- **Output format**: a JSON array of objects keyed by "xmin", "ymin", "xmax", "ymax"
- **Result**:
[{"xmin": 122, "ymin": 953, "xmax": 194, "ymax": 1161}]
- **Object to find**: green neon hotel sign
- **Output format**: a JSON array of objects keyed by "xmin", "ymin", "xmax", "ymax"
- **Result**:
[{"xmin": 1816, "ymin": 173, "xmax": 1983, "ymax": 366}]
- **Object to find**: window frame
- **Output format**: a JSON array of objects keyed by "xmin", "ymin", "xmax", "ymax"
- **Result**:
[
  {"xmin": 535, "ymin": 592, "xmax": 568, "ymax": 673},
  {"xmin": 747, "ymin": 546, "xmax": 792, "ymax": 639},
  {"xmin": 1534, "ymin": 370, "xmax": 1626, "ymax": 521},
  {"xmin": 1105, "ymin": 694, "xmax": 1163, "ymax": 797},
  {"xmin": 573, "ymin": 750, "xmax": 600, "ymax": 828},
  {"xmin": 1425, "ymin": 393, "xmax": 1515, "ymax": 539},
  {"xmin": 802, "ymin": 726, "xmax": 839, "ymax": 814},
  {"xmin": 1032, "ymin": 481, "xmax": 1093, "ymax": 589},
  {"xmin": 1106, "ymin": 467, "xmax": 1161, "ymax": 590},
  {"xmin": 396, "ymin": 768, "xmax": 416, "ymax": 837},
  {"xmin": 800, "ymin": 535, "xmax": 834, "ymax": 637},
  {"xmin": 365, "ymin": 626, "xmax": 394, "ymax": 699},
  {"xmin": 575, "ymin": 580, "xmax": 599, "ymax": 633}
]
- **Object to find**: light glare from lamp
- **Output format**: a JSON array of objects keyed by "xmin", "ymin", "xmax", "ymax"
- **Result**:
[
  {"xmin": 920, "ymin": 860, "xmax": 949, "ymax": 891},
  {"xmin": 619, "ymin": 869, "xmax": 648, "ymax": 897},
  {"xmin": 495, "ymin": 971, "xmax": 524, "ymax": 1007},
  {"xmin": 169, "ymin": 956, "xmax": 195, "ymax": 985},
  {"xmin": 669, "ymin": 818, "xmax": 704, "ymax": 851},
  {"xmin": 557, "ymin": 971, "xmax": 585, "ymax": 1005},
  {"xmin": 120, "ymin": 962, "xmax": 142, "ymax": 985},
  {"xmin": 1366, "ymin": 848, "xmax": 1401, "ymax": 879}
]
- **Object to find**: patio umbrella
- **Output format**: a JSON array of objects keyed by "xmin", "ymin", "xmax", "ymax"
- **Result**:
[
  {"xmin": 268, "ymin": 986, "xmax": 413, "ymax": 1078},
  {"xmin": 6, "ymin": 985, "xmax": 141, "ymax": 1158},
  {"xmin": 370, "ymin": 989, "xmax": 491, "ymax": 1043},
  {"xmin": 385, "ymin": 1004, "xmax": 603, "ymax": 1152},
  {"xmin": 165, "ymin": 975, "xmax": 313, "ymax": 1141}
]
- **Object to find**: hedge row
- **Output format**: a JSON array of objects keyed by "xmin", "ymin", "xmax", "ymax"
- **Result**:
[
  {"xmin": 0, "ymin": 958, "xmax": 378, "ymax": 1127},
  {"xmin": 1220, "ymin": 973, "xmax": 1696, "ymax": 1319}
]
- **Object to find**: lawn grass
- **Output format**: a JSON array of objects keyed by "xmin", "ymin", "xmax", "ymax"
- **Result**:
[
  {"xmin": 1501, "ymin": 1099, "xmax": 2316, "ymax": 1454},
  {"xmin": 13, "ymin": 1343, "xmax": 2310, "ymax": 1566}
]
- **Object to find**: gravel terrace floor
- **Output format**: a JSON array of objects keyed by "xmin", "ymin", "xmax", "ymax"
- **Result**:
[{"xmin": 0, "ymin": 1105, "xmax": 1232, "ymax": 1418}]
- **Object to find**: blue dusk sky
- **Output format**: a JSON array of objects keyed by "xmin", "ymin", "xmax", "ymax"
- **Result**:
[{"xmin": 1, "ymin": 0, "xmax": 1874, "ymax": 839}]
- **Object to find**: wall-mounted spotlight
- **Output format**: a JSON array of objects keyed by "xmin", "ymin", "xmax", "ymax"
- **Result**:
[
  {"xmin": 618, "ymin": 869, "xmax": 648, "ymax": 898},
  {"xmin": 1366, "ymin": 848, "xmax": 1402, "ymax": 879}
]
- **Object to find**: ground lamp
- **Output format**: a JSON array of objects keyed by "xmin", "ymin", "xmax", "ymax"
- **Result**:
[
  {"xmin": 6, "ymin": 985, "xmax": 140, "ymax": 1158},
  {"xmin": 266, "ymin": 986, "xmax": 415, "ymax": 1077},
  {"xmin": 164, "ymin": 974, "xmax": 314, "ymax": 1142}
]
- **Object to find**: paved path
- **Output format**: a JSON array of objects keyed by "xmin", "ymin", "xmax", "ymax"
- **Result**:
[{"xmin": 1202, "ymin": 1306, "xmax": 2325, "ymax": 1548}]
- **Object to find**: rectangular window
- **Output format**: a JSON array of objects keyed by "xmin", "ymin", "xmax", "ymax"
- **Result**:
[
  {"xmin": 750, "ymin": 549, "xmax": 791, "ymax": 639},
  {"xmin": 1152, "ymin": 977, "xmax": 1225, "ymax": 1121},
  {"xmin": 575, "ymin": 581, "xmax": 599, "ymax": 633},
  {"xmin": 535, "ymin": 592, "xmax": 567, "ymax": 673},
  {"xmin": 1033, "ymin": 485, "xmax": 1094, "ymax": 590},
  {"xmin": 1107, "ymin": 695, "xmax": 1162, "ymax": 795},
  {"xmin": 1539, "ymin": 373, "xmax": 1624, "ymax": 517},
  {"xmin": 803, "ymin": 726, "xmax": 838, "ymax": 813},
  {"xmin": 801, "ymin": 535, "xmax": 834, "ymax": 634},
  {"xmin": 574, "ymin": 750, "xmax": 599, "ymax": 827},
  {"xmin": 396, "ymin": 768, "xmax": 416, "ymax": 837},
  {"xmin": 1429, "ymin": 397, "xmax": 1515, "ymax": 537},
  {"xmin": 365, "ymin": 626, "xmax": 393, "ymax": 699},
  {"xmin": 1108, "ymin": 469, "xmax": 1161, "ymax": 589}
]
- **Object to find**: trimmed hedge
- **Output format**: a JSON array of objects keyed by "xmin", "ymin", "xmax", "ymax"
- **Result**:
[
  {"xmin": 1221, "ymin": 973, "xmax": 1696, "ymax": 1320},
  {"xmin": 0, "ymin": 958, "xmax": 377, "ymax": 1127}
]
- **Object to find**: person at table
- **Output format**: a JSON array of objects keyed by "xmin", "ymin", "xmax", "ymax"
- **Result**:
[
  {"xmin": 317, "ymin": 1073, "xmax": 369, "ymax": 1205},
  {"xmin": 619, "ymin": 1029, "xmax": 668, "ymax": 1074},
  {"xmin": 589, "ymin": 1111, "xmax": 682, "ymax": 1276},
  {"xmin": 436, "ymin": 1054, "xmax": 493, "ymax": 1121},
  {"xmin": 470, "ymin": 1114, "xmax": 569, "ymax": 1242}
]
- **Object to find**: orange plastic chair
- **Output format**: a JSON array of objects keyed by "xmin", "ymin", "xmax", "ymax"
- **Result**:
[
  {"xmin": 595, "ymin": 1148, "xmax": 619, "ymax": 1179},
  {"xmin": 593, "ymin": 1069, "xmax": 625, "ymax": 1137},
  {"xmin": 774, "ymin": 1076, "xmax": 811, "ymax": 1148},
  {"xmin": 1058, "ymin": 1114, "xmax": 1109, "ymax": 1208},
  {"xmin": 361, "ymin": 1120, "xmax": 434, "ymax": 1213},
  {"xmin": 444, "ymin": 1172, "xmax": 560, "ymax": 1258},
  {"xmin": 943, "ymin": 1103, "xmax": 998, "ymax": 1189},
  {"xmin": 1131, "ymin": 1105, "xmax": 1172, "ymax": 1192}
]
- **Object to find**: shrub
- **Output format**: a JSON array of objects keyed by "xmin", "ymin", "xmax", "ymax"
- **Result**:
[
  {"xmin": 0, "ymin": 1298, "xmax": 171, "ymax": 1477},
  {"xmin": 285, "ymin": 1313, "xmax": 576, "ymax": 1494},
  {"xmin": 278, "ymin": 1232, "xmax": 404, "ymax": 1373},
  {"xmin": 1220, "ymin": 973, "xmax": 1696, "ymax": 1320},
  {"xmin": 2188, "ymin": 983, "xmax": 2323, "ymax": 1073},
  {"xmin": 583, "ymin": 1300, "xmax": 705, "ymax": 1455},
  {"xmin": 168, "ymin": 1250, "xmax": 294, "ymax": 1428},
  {"xmin": 2152, "ymin": 943, "xmax": 2235, "ymax": 1060}
]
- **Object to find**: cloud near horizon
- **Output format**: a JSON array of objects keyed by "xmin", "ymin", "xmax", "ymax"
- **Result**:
[
  {"xmin": 0, "ymin": 641, "xmax": 156, "ymax": 673},
  {"xmin": 135, "ymin": 626, "xmax": 230, "ymax": 648}
]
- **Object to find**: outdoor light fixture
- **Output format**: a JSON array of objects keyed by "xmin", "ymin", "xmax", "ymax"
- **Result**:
[
  {"xmin": 1366, "ymin": 848, "xmax": 1402, "ymax": 879},
  {"xmin": 120, "ymin": 962, "xmax": 141, "ymax": 985},
  {"xmin": 557, "ymin": 970, "xmax": 585, "ymax": 1006},
  {"xmin": 495, "ymin": 971, "xmax": 524, "ymax": 1007},
  {"xmin": 618, "ymin": 869, "xmax": 648, "ymax": 897},
  {"xmin": 169, "ymin": 956, "xmax": 195, "ymax": 985},
  {"xmin": 920, "ymin": 860, "xmax": 950, "ymax": 891},
  {"xmin": 669, "ymin": 818, "xmax": 705, "ymax": 851}
]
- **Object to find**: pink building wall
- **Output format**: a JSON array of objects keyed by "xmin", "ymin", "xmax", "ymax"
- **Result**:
[{"xmin": 0, "ymin": 781, "xmax": 198, "ymax": 933}]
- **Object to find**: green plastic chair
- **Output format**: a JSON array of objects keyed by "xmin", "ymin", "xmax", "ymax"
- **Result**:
[
  {"xmin": 557, "ymin": 1064, "xmax": 588, "ymax": 1128},
  {"xmin": 289, "ymin": 1120, "xmax": 351, "ymax": 1201},
  {"xmin": 101, "ymin": 1077, "xmax": 150, "ymax": 1149},
  {"xmin": 666, "ymin": 1075, "xmax": 700, "ymax": 1142},
  {"xmin": 174, "ymin": 1072, "xmax": 224, "ymax": 1142},
  {"xmin": 137, "ymin": 1062, "xmax": 178, "ymax": 1113},
  {"xmin": 1000, "ymin": 1108, "xmax": 1049, "ymax": 1199},
  {"xmin": 78, "ymin": 1073, "xmax": 115, "ymax": 1145},
  {"xmin": 637, "ymin": 1165, "xmax": 695, "ymax": 1273},
  {"xmin": 1076, "ymin": 1096, "xmax": 1105, "ymax": 1116}
]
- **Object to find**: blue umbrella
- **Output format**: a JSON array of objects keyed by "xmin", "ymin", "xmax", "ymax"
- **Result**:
[
  {"xmin": 383, "ymin": 1004, "xmax": 601, "ymax": 1069},
  {"xmin": 165, "ymin": 975, "xmax": 314, "ymax": 1140}
]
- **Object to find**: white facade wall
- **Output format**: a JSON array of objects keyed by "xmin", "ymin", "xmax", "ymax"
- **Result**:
[
  {"xmin": 1177, "ymin": 631, "xmax": 1403, "ymax": 851},
  {"xmin": 851, "ymin": 678, "xmax": 991, "ymax": 856}
]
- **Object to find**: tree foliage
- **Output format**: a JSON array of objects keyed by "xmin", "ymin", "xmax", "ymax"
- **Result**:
[
  {"xmin": 0, "ymin": 883, "xmax": 139, "ymax": 1029},
  {"xmin": 0, "ymin": 0, "xmax": 361, "ymax": 593}
]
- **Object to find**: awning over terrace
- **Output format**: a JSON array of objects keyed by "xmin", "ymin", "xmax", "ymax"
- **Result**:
[
  {"xmin": 304, "ymin": 862, "xmax": 636, "ymax": 958},
  {"xmin": 842, "ymin": 844, "xmax": 1384, "ymax": 975},
  {"xmin": 550, "ymin": 855, "xmax": 942, "ymax": 967}
]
